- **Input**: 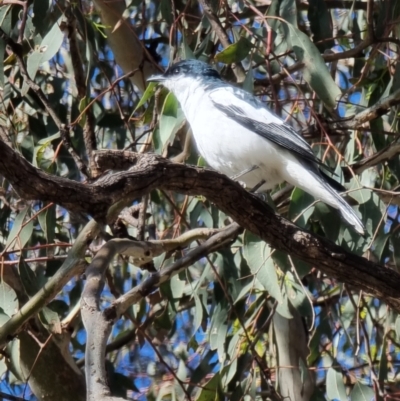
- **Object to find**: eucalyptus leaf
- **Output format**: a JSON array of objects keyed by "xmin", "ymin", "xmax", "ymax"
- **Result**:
[
  {"xmin": 308, "ymin": 0, "xmax": 334, "ymax": 52},
  {"xmin": 22, "ymin": 17, "xmax": 65, "ymax": 95},
  {"xmin": 18, "ymin": 257, "xmax": 44, "ymax": 297},
  {"xmin": 284, "ymin": 22, "xmax": 342, "ymax": 110},
  {"xmin": 326, "ymin": 367, "xmax": 347, "ymax": 401},
  {"xmin": 159, "ymin": 92, "xmax": 186, "ymax": 149},
  {"xmin": 5, "ymin": 207, "xmax": 34, "ymax": 251},
  {"xmin": 243, "ymin": 231, "xmax": 282, "ymax": 303},
  {"xmin": 0, "ymin": 281, "xmax": 18, "ymax": 317},
  {"xmin": 133, "ymin": 82, "xmax": 157, "ymax": 113},
  {"xmin": 215, "ymin": 37, "xmax": 253, "ymax": 64},
  {"xmin": 350, "ymin": 382, "xmax": 374, "ymax": 401}
]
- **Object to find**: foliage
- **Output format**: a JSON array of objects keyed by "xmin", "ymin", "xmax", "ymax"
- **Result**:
[{"xmin": 0, "ymin": 0, "xmax": 400, "ymax": 400}]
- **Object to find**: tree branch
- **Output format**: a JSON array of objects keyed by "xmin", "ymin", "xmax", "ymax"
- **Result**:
[
  {"xmin": 0, "ymin": 220, "xmax": 98, "ymax": 347},
  {"xmin": 0, "ymin": 144, "xmax": 400, "ymax": 312},
  {"xmin": 108, "ymin": 223, "xmax": 242, "ymax": 317},
  {"xmin": 81, "ymin": 222, "xmax": 241, "ymax": 400},
  {"xmin": 352, "ymin": 142, "xmax": 400, "ymax": 175}
]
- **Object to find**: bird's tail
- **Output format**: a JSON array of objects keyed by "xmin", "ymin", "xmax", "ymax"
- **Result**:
[{"xmin": 317, "ymin": 175, "xmax": 365, "ymax": 235}]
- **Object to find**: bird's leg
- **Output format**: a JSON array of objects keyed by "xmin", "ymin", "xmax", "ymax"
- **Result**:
[
  {"xmin": 230, "ymin": 165, "xmax": 259, "ymax": 181},
  {"xmin": 250, "ymin": 180, "xmax": 266, "ymax": 193}
]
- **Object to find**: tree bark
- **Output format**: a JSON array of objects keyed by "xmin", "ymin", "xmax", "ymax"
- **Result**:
[{"xmin": 0, "ymin": 144, "xmax": 399, "ymax": 311}]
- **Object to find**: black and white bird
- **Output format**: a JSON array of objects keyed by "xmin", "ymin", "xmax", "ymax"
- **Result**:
[{"xmin": 148, "ymin": 59, "xmax": 364, "ymax": 235}]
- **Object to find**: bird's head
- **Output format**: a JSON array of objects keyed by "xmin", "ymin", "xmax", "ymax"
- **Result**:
[{"xmin": 147, "ymin": 60, "xmax": 221, "ymax": 93}]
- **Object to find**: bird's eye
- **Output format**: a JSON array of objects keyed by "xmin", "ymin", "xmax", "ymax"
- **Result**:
[{"xmin": 172, "ymin": 67, "xmax": 180, "ymax": 75}]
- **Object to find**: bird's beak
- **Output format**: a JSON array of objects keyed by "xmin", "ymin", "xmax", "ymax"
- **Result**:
[{"xmin": 147, "ymin": 74, "xmax": 166, "ymax": 83}]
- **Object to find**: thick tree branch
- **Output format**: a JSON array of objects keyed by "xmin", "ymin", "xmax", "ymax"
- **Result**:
[
  {"xmin": 273, "ymin": 304, "xmax": 314, "ymax": 401},
  {"xmin": 0, "ymin": 144, "xmax": 400, "ymax": 311}
]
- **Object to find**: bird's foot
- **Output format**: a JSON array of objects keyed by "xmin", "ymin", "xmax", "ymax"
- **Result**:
[
  {"xmin": 250, "ymin": 179, "xmax": 266, "ymax": 193},
  {"xmin": 230, "ymin": 165, "xmax": 259, "ymax": 181}
]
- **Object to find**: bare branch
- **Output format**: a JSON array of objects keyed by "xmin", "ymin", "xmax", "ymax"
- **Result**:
[
  {"xmin": 81, "ymin": 222, "xmax": 241, "ymax": 400},
  {"xmin": 352, "ymin": 142, "xmax": 400, "ymax": 175},
  {"xmin": 109, "ymin": 223, "xmax": 241, "ymax": 317}
]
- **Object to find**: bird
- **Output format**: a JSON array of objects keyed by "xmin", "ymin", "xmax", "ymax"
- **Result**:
[{"xmin": 148, "ymin": 59, "xmax": 364, "ymax": 235}]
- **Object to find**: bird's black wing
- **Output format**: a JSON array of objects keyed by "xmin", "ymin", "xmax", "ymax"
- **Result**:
[{"xmin": 213, "ymin": 103, "xmax": 330, "ymax": 170}]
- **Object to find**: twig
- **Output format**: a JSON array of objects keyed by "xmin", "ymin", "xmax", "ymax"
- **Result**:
[
  {"xmin": 366, "ymin": 0, "xmax": 375, "ymax": 41},
  {"xmin": 136, "ymin": 195, "xmax": 149, "ymax": 241},
  {"xmin": 18, "ymin": 0, "xmax": 28, "ymax": 44}
]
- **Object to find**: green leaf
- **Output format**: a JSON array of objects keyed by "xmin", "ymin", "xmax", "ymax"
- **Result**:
[
  {"xmin": 326, "ymin": 367, "xmax": 347, "ymax": 401},
  {"xmin": 209, "ymin": 303, "xmax": 228, "ymax": 351},
  {"xmin": 188, "ymin": 351, "xmax": 217, "ymax": 395},
  {"xmin": 38, "ymin": 203, "xmax": 56, "ymax": 245},
  {"xmin": 284, "ymin": 23, "xmax": 341, "ymax": 110},
  {"xmin": 308, "ymin": 0, "xmax": 334, "ymax": 52},
  {"xmin": 285, "ymin": 274, "xmax": 312, "ymax": 316},
  {"xmin": 378, "ymin": 333, "xmax": 388, "ymax": 384},
  {"xmin": 279, "ymin": 0, "xmax": 298, "ymax": 27},
  {"xmin": 221, "ymin": 358, "xmax": 238, "ymax": 386},
  {"xmin": 288, "ymin": 188, "xmax": 315, "ymax": 228},
  {"xmin": 243, "ymin": 231, "xmax": 282, "ymax": 303},
  {"xmin": 0, "ymin": 281, "xmax": 18, "ymax": 317},
  {"xmin": 5, "ymin": 207, "xmax": 34, "ymax": 251},
  {"xmin": 181, "ymin": 35, "xmax": 195, "ymax": 60},
  {"xmin": 168, "ymin": 275, "xmax": 185, "ymax": 311},
  {"xmin": 159, "ymin": 92, "xmax": 186, "ymax": 149},
  {"xmin": 350, "ymin": 382, "xmax": 374, "ymax": 401},
  {"xmin": 192, "ymin": 292, "xmax": 205, "ymax": 337},
  {"xmin": 242, "ymin": 67, "xmax": 254, "ymax": 94},
  {"xmin": 215, "ymin": 37, "xmax": 253, "ymax": 64},
  {"xmin": 22, "ymin": 17, "xmax": 65, "ymax": 95},
  {"xmin": 299, "ymin": 357, "xmax": 310, "ymax": 386},
  {"xmin": 160, "ymin": 0, "xmax": 173, "ymax": 25},
  {"xmin": 0, "ymin": 37, "xmax": 4, "ymax": 88},
  {"xmin": 195, "ymin": 372, "xmax": 222, "ymax": 401},
  {"xmin": 0, "ymin": 5, "xmax": 12, "ymax": 35},
  {"xmin": 37, "ymin": 132, "xmax": 61, "ymax": 145},
  {"xmin": 33, "ymin": 140, "xmax": 56, "ymax": 171},
  {"xmin": 7, "ymin": 339, "xmax": 25, "ymax": 382},
  {"xmin": 18, "ymin": 257, "xmax": 47, "ymax": 297},
  {"xmin": 133, "ymin": 82, "xmax": 157, "ymax": 113},
  {"xmin": 32, "ymin": 0, "xmax": 52, "ymax": 35},
  {"xmin": 39, "ymin": 306, "xmax": 62, "ymax": 334},
  {"xmin": 395, "ymin": 315, "xmax": 400, "ymax": 341}
]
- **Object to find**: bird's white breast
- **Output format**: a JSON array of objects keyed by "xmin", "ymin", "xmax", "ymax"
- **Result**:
[{"xmin": 171, "ymin": 78, "xmax": 288, "ymax": 190}]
